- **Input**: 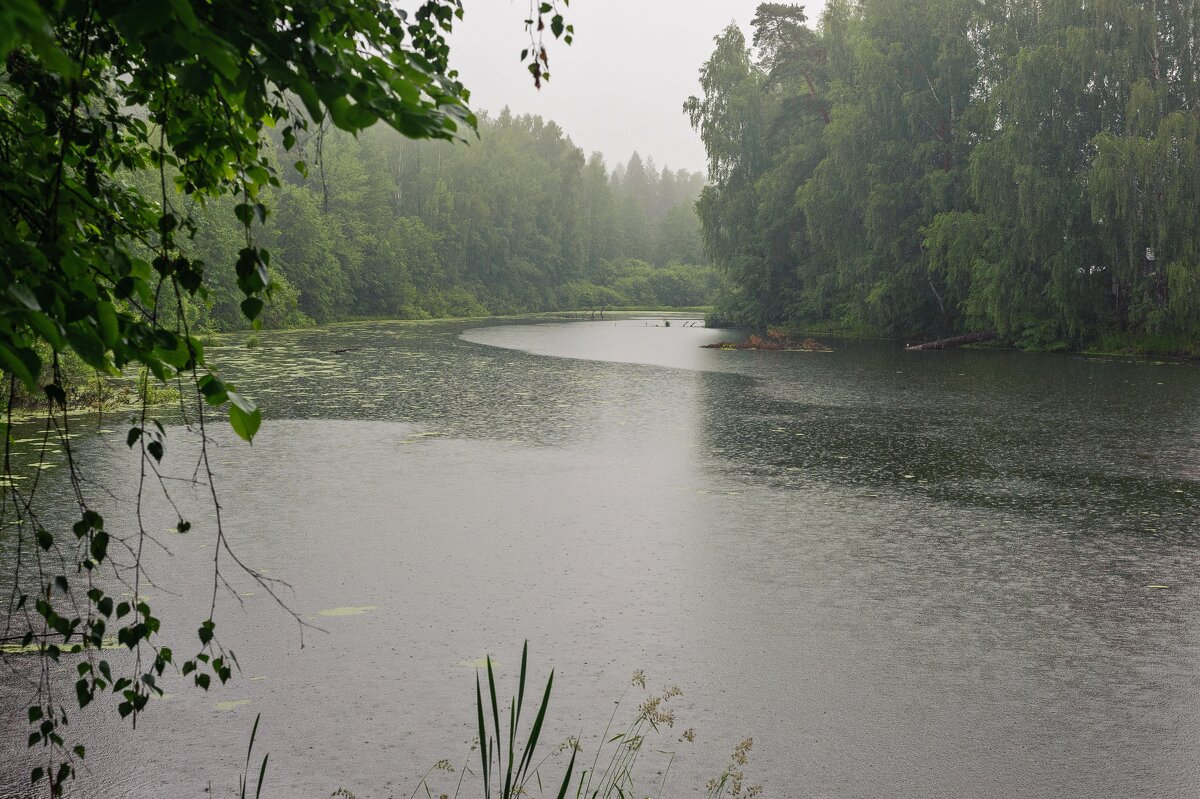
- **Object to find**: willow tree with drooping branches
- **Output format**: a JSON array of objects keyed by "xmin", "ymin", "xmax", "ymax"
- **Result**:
[{"xmin": 691, "ymin": 0, "xmax": 1200, "ymax": 351}]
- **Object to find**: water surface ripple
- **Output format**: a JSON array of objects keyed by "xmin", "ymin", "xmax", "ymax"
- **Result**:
[{"xmin": 2, "ymin": 317, "xmax": 1198, "ymax": 798}]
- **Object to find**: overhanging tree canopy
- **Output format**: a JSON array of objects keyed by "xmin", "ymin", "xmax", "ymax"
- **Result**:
[{"xmin": 0, "ymin": 1, "xmax": 570, "ymax": 794}]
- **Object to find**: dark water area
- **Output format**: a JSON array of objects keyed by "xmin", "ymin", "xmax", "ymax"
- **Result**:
[{"xmin": 2, "ymin": 316, "xmax": 1200, "ymax": 798}]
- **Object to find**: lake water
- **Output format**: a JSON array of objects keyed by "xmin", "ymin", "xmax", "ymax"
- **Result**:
[{"xmin": 3, "ymin": 316, "xmax": 1200, "ymax": 798}]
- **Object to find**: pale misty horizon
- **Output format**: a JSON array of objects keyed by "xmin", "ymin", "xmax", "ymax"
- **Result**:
[{"xmin": 447, "ymin": 0, "xmax": 828, "ymax": 174}]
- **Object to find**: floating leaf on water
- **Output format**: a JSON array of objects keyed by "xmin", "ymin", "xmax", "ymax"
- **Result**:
[
  {"xmin": 0, "ymin": 643, "xmax": 45, "ymax": 655},
  {"xmin": 0, "ymin": 637, "xmax": 123, "ymax": 655},
  {"xmin": 214, "ymin": 699, "xmax": 251, "ymax": 711},
  {"xmin": 458, "ymin": 657, "xmax": 499, "ymax": 668},
  {"xmin": 317, "ymin": 605, "xmax": 377, "ymax": 617}
]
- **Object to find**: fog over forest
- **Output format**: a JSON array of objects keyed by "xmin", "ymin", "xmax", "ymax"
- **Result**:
[
  {"xmin": 180, "ymin": 112, "xmax": 715, "ymax": 328},
  {"xmin": 3, "ymin": 3, "xmax": 1200, "ymax": 799}
]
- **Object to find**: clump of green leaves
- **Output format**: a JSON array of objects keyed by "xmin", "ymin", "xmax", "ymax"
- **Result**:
[
  {"xmin": 413, "ymin": 649, "xmax": 758, "ymax": 799},
  {"xmin": 239, "ymin": 714, "xmax": 269, "ymax": 799},
  {"xmin": 475, "ymin": 642, "xmax": 577, "ymax": 799}
]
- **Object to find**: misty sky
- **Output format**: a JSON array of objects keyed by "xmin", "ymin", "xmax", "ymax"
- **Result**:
[{"xmin": 448, "ymin": 0, "xmax": 827, "ymax": 175}]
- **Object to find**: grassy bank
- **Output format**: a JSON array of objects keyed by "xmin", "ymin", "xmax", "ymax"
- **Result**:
[
  {"xmin": 6, "ymin": 345, "xmax": 182, "ymax": 415},
  {"xmin": 204, "ymin": 307, "xmax": 716, "ymax": 344}
]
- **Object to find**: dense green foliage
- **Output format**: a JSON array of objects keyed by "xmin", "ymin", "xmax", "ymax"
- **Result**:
[
  {"xmin": 690, "ymin": 0, "xmax": 1200, "ymax": 351},
  {"xmin": 186, "ymin": 113, "xmax": 711, "ymax": 328}
]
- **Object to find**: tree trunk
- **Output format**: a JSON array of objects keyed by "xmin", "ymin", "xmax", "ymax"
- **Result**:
[{"xmin": 905, "ymin": 331, "xmax": 996, "ymax": 350}]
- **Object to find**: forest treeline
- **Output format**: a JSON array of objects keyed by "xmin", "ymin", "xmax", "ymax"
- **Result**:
[
  {"xmin": 690, "ymin": 0, "xmax": 1200, "ymax": 351},
  {"xmin": 184, "ymin": 110, "xmax": 714, "ymax": 328}
]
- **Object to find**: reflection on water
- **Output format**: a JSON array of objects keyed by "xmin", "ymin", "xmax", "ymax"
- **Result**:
[{"xmin": 2, "ymin": 317, "xmax": 1199, "ymax": 798}]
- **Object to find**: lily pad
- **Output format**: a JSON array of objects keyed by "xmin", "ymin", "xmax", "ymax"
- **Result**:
[
  {"xmin": 0, "ymin": 637, "xmax": 123, "ymax": 655},
  {"xmin": 458, "ymin": 657, "xmax": 499, "ymax": 668},
  {"xmin": 214, "ymin": 699, "xmax": 252, "ymax": 711},
  {"xmin": 318, "ymin": 605, "xmax": 377, "ymax": 617}
]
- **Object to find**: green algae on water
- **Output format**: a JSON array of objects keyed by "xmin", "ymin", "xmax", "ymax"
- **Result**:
[
  {"xmin": 214, "ymin": 699, "xmax": 252, "ymax": 711},
  {"xmin": 317, "ymin": 605, "xmax": 377, "ymax": 617}
]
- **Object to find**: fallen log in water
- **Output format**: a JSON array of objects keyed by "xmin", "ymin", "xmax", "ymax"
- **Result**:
[
  {"xmin": 702, "ymin": 330, "xmax": 833, "ymax": 352},
  {"xmin": 905, "ymin": 331, "xmax": 996, "ymax": 350}
]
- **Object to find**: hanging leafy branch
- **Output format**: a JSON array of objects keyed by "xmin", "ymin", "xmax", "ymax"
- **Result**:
[
  {"xmin": 523, "ymin": 0, "xmax": 574, "ymax": 88},
  {"xmin": 0, "ymin": 1, "xmax": 572, "ymax": 795}
]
